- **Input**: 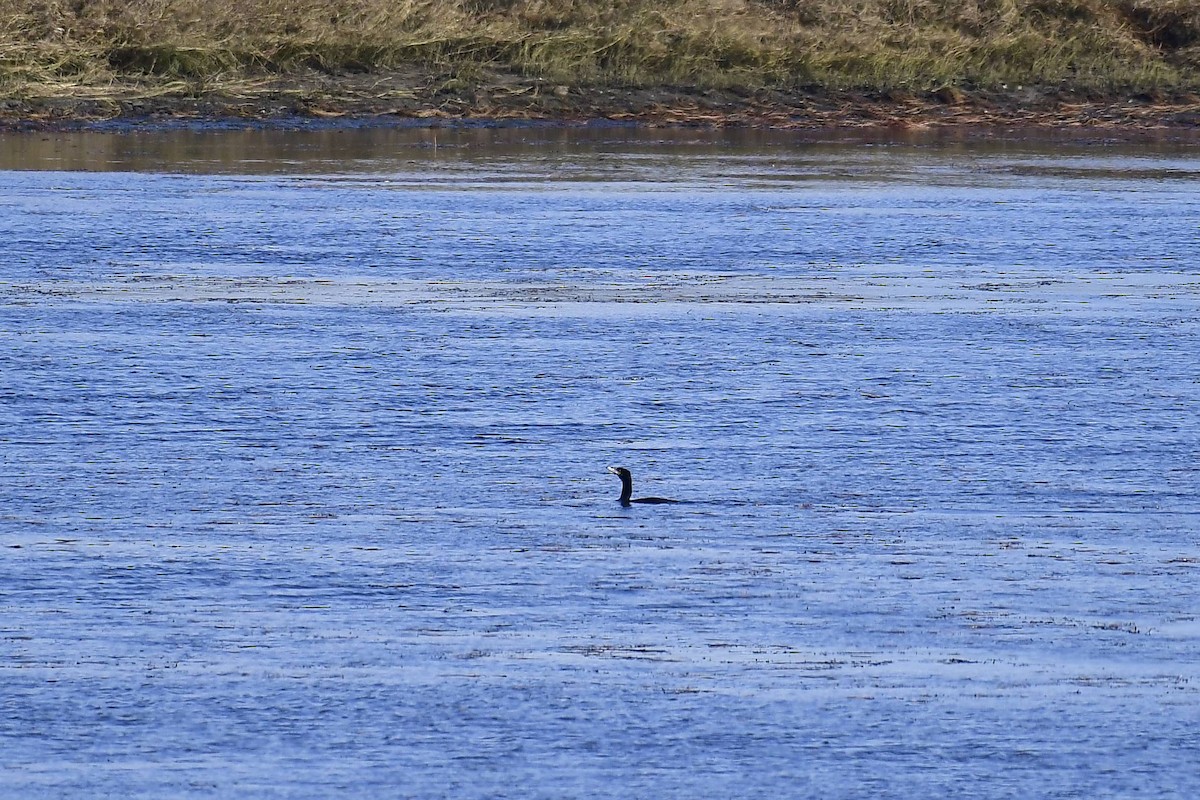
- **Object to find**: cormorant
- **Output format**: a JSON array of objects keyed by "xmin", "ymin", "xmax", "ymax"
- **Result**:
[{"xmin": 607, "ymin": 466, "xmax": 680, "ymax": 507}]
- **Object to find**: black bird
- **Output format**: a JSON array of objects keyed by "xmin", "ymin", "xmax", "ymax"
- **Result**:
[{"xmin": 607, "ymin": 466, "xmax": 680, "ymax": 507}]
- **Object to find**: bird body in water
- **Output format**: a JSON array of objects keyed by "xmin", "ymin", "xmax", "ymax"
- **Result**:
[{"xmin": 607, "ymin": 466, "xmax": 680, "ymax": 506}]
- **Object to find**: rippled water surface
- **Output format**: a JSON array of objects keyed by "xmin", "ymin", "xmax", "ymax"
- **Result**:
[{"xmin": 2, "ymin": 128, "xmax": 1199, "ymax": 798}]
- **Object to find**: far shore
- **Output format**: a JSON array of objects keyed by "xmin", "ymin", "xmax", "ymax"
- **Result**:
[
  {"xmin": 3, "ymin": 73, "xmax": 1199, "ymax": 140},
  {"xmin": 5, "ymin": 0, "xmax": 1199, "ymax": 138}
]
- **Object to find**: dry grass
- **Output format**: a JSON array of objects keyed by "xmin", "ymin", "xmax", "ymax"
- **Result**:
[{"xmin": 2, "ymin": 0, "xmax": 1199, "ymax": 100}]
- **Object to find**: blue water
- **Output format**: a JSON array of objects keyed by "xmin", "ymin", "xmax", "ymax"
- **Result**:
[{"xmin": 2, "ymin": 129, "xmax": 1199, "ymax": 798}]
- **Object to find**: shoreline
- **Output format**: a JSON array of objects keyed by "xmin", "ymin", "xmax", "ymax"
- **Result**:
[{"xmin": 3, "ymin": 71, "xmax": 1200, "ymax": 140}]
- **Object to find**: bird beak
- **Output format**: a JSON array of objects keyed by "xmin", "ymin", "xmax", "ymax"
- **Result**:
[{"xmin": 606, "ymin": 466, "xmax": 620, "ymax": 475}]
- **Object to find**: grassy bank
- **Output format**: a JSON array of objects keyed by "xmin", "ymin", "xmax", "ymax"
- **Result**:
[{"xmin": 2, "ymin": 0, "xmax": 1200, "ymax": 124}]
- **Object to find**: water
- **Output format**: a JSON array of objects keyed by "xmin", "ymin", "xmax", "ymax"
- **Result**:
[{"xmin": 2, "ymin": 128, "xmax": 1199, "ymax": 798}]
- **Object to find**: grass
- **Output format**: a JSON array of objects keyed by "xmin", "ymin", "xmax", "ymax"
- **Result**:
[{"xmin": 2, "ymin": 0, "xmax": 1199, "ymax": 108}]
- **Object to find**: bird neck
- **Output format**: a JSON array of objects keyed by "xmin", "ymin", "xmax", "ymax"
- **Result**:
[{"xmin": 618, "ymin": 474, "xmax": 632, "ymax": 504}]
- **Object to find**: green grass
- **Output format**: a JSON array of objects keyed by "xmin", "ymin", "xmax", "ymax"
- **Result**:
[{"xmin": 2, "ymin": 0, "xmax": 1198, "ymax": 101}]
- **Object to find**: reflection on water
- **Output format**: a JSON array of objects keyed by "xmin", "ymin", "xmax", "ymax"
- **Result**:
[
  {"xmin": 5, "ymin": 124, "xmax": 1200, "ymax": 182},
  {"xmin": 1, "ymin": 130, "xmax": 1199, "ymax": 799}
]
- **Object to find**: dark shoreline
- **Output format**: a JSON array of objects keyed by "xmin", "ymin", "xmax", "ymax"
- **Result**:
[{"xmin": 3, "ymin": 74, "xmax": 1200, "ymax": 141}]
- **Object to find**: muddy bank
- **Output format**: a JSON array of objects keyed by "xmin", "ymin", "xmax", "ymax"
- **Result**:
[{"xmin": 3, "ymin": 68, "xmax": 1200, "ymax": 138}]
